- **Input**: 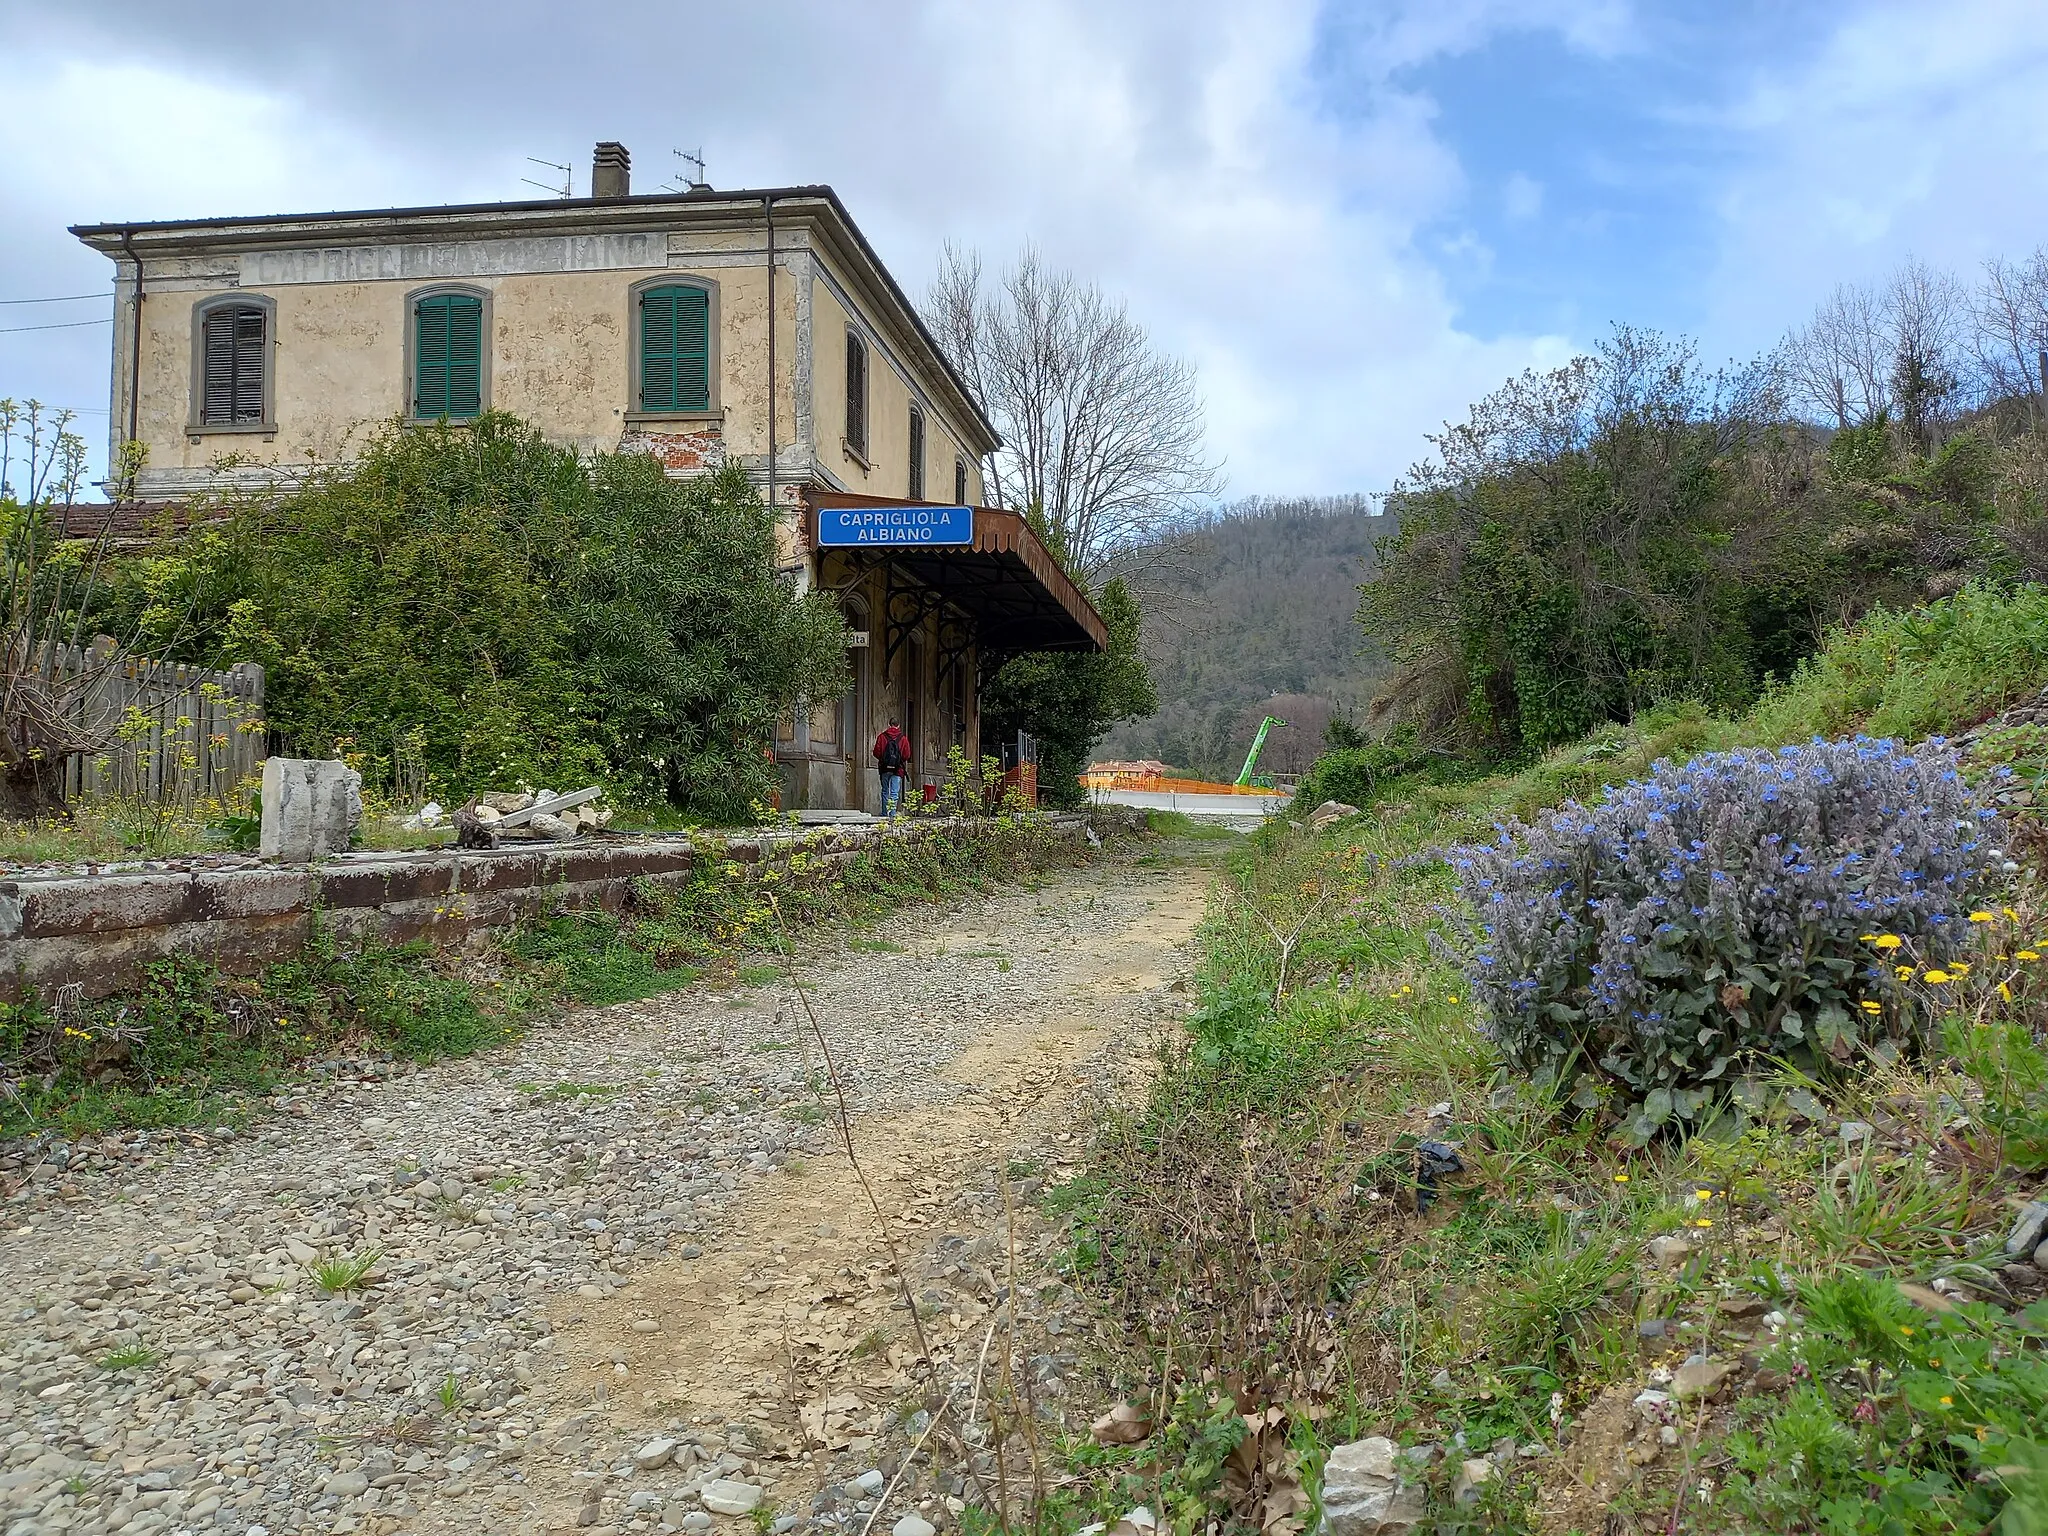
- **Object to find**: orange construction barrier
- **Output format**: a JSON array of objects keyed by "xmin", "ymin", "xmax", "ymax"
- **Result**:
[{"xmin": 1078, "ymin": 771, "xmax": 1279, "ymax": 796}]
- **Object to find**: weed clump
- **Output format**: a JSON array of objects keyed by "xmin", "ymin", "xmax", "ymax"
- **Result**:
[{"xmin": 1445, "ymin": 737, "xmax": 2008, "ymax": 1138}]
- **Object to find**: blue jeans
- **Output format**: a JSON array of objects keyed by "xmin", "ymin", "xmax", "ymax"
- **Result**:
[{"xmin": 880, "ymin": 772, "xmax": 904, "ymax": 819}]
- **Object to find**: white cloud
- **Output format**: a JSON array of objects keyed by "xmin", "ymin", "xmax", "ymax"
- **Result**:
[
  {"xmin": 0, "ymin": 0, "xmax": 1594, "ymax": 495},
  {"xmin": 1705, "ymin": 0, "xmax": 2048, "ymax": 350}
]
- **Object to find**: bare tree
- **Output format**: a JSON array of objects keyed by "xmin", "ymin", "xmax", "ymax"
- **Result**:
[
  {"xmin": 1783, "ymin": 282, "xmax": 1893, "ymax": 430},
  {"xmin": 1887, "ymin": 258, "xmax": 1968, "ymax": 451},
  {"xmin": 1976, "ymin": 248, "xmax": 2048, "ymax": 424},
  {"xmin": 925, "ymin": 244, "xmax": 1223, "ymax": 583}
]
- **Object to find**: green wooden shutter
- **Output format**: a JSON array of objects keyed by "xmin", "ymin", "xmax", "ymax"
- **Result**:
[
  {"xmin": 415, "ymin": 294, "xmax": 483, "ymax": 419},
  {"xmin": 640, "ymin": 286, "xmax": 710, "ymax": 411}
]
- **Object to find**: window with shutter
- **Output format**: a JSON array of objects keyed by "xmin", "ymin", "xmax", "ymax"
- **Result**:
[
  {"xmin": 908, "ymin": 406, "xmax": 926, "ymax": 499},
  {"xmin": 199, "ymin": 305, "xmax": 268, "ymax": 425},
  {"xmin": 845, "ymin": 332, "xmax": 867, "ymax": 453},
  {"xmin": 639, "ymin": 286, "xmax": 711, "ymax": 411},
  {"xmin": 954, "ymin": 456, "xmax": 968, "ymax": 505},
  {"xmin": 413, "ymin": 293, "xmax": 484, "ymax": 419}
]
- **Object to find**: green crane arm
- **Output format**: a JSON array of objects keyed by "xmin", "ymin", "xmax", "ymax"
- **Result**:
[{"xmin": 1235, "ymin": 716, "xmax": 1287, "ymax": 787}]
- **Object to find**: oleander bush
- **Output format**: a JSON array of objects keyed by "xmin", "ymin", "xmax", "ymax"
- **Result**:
[{"xmin": 1445, "ymin": 736, "xmax": 2010, "ymax": 1137}]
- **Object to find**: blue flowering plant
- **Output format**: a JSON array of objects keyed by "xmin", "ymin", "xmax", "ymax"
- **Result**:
[{"xmin": 1443, "ymin": 737, "xmax": 2008, "ymax": 1139}]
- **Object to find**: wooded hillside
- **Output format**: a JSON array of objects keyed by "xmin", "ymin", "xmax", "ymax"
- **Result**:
[{"xmin": 1095, "ymin": 497, "xmax": 1391, "ymax": 779}]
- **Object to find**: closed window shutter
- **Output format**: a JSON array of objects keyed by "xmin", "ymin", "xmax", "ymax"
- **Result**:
[
  {"xmin": 415, "ymin": 294, "xmax": 483, "ymax": 419},
  {"xmin": 846, "ymin": 334, "xmax": 866, "ymax": 451},
  {"xmin": 640, "ymin": 287, "xmax": 710, "ymax": 411},
  {"xmin": 909, "ymin": 407, "xmax": 926, "ymax": 499},
  {"xmin": 201, "ymin": 305, "xmax": 267, "ymax": 425},
  {"xmin": 954, "ymin": 457, "xmax": 967, "ymax": 504}
]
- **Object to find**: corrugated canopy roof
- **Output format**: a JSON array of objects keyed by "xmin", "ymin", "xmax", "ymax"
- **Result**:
[{"xmin": 806, "ymin": 491, "xmax": 1106, "ymax": 653}]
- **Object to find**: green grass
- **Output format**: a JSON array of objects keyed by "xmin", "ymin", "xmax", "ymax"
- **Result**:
[
  {"xmin": 519, "ymin": 1081, "xmax": 617, "ymax": 1103},
  {"xmin": 1058, "ymin": 588, "xmax": 2048, "ymax": 1534},
  {"xmin": 735, "ymin": 963, "xmax": 784, "ymax": 986},
  {"xmin": 97, "ymin": 1343, "xmax": 157, "ymax": 1371},
  {"xmin": 311, "ymin": 1249, "xmax": 383, "ymax": 1295},
  {"xmin": 1143, "ymin": 809, "xmax": 1242, "ymax": 841}
]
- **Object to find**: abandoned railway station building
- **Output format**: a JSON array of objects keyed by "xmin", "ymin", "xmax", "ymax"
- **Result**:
[{"xmin": 72, "ymin": 142, "xmax": 1104, "ymax": 815}]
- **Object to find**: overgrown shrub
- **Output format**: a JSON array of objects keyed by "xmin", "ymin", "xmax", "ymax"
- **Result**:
[
  {"xmin": 1293, "ymin": 735, "xmax": 1441, "ymax": 810},
  {"xmin": 1445, "ymin": 737, "xmax": 2008, "ymax": 1137}
]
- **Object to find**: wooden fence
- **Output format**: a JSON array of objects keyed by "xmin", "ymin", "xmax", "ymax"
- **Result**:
[{"xmin": 44, "ymin": 641, "xmax": 266, "ymax": 809}]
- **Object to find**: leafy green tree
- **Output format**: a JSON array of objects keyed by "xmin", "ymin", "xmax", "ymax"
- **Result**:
[
  {"xmin": 1358, "ymin": 327, "xmax": 2014, "ymax": 756},
  {"xmin": 163, "ymin": 415, "xmax": 599, "ymax": 790},
  {"xmin": 571, "ymin": 456, "xmax": 847, "ymax": 820},
  {"xmin": 138, "ymin": 416, "xmax": 846, "ymax": 817},
  {"xmin": 982, "ymin": 576, "xmax": 1154, "ymax": 807}
]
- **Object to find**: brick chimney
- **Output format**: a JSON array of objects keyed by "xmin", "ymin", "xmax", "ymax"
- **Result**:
[{"xmin": 592, "ymin": 142, "xmax": 630, "ymax": 199}]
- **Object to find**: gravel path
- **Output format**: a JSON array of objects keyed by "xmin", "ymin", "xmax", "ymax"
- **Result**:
[{"xmin": 1, "ymin": 851, "xmax": 1210, "ymax": 1536}]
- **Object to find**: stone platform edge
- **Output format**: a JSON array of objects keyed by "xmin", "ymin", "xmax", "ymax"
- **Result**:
[{"xmin": 0, "ymin": 810, "xmax": 1140, "ymax": 1002}]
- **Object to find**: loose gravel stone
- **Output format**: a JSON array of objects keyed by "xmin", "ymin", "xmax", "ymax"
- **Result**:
[{"xmin": 1, "ymin": 847, "xmax": 1196, "ymax": 1535}]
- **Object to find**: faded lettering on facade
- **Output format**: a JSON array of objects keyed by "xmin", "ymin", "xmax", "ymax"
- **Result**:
[{"xmin": 241, "ymin": 232, "xmax": 666, "ymax": 287}]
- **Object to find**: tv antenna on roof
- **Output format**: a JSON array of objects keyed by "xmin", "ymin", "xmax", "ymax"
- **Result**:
[
  {"xmin": 521, "ymin": 156, "xmax": 573, "ymax": 199},
  {"xmin": 664, "ymin": 146, "xmax": 709, "ymax": 192}
]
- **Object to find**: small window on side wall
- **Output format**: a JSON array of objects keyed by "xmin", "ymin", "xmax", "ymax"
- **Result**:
[
  {"xmin": 908, "ymin": 405, "xmax": 926, "ymax": 499},
  {"xmin": 197, "ymin": 302, "xmax": 270, "ymax": 427},
  {"xmin": 845, "ymin": 331, "xmax": 868, "ymax": 455},
  {"xmin": 639, "ymin": 285, "xmax": 712, "ymax": 412},
  {"xmin": 413, "ymin": 292, "xmax": 485, "ymax": 419},
  {"xmin": 954, "ymin": 456, "xmax": 968, "ymax": 505}
]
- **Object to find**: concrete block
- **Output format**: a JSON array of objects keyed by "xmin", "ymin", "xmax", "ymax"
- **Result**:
[
  {"xmin": 260, "ymin": 758, "xmax": 362, "ymax": 861},
  {"xmin": 315, "ymin": 857, "xmax": 455, "ymax": 910},
  {"xmin": 18, "ymin": 873, "xmax": 200, "ymax": 937}
]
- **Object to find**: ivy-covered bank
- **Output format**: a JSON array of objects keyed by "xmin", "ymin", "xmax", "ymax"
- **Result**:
[{"xmin": 1, "ymin": 812, "xmax": 1132, "ymax": 1142}]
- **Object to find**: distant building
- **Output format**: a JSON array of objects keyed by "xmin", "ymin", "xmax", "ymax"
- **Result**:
[{"xmin": 72, "ymin": 143, "xmax": 1103, "ymax": 813}]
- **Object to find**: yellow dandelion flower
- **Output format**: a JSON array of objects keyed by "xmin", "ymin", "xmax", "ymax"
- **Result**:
[
  {"xmin": 2000, "ymin": 983, "xmax": 2014, "ymax": 1002},
  {"xmin": 1923, "ymin": 970, "xmax": 1953, "ymax": 984},
  {"xmin": 1695, "ymin": 1218, "xmax": 1713, "ymax": 1228},
  {"xmin": 1900, "ymin": 1325, "xmax": 1914, "ymax": 1336},
  {"xmin": 1873, "ymin": 934, "xmax": 1903, "ymax": 950},
  {"xmin": 1696, "ymin": 1189, "xmax": 1716, "ymax": 1200},
  {"xmin": 1969, "ymin": 911, "xmax": 1995, "ymax": 923},
  {"xmin": 2003, "ymin": 907, "xmax": 2018, "ymax": 921},
  {"xmin": 1448, "ymin": 995, "xmax": 1459, "ymax": 1004},
  {"xmin": 1897, "ymin": 964, "xmax": 1916, "ymax": 978},
  {"xmin": 1860, "ymin": 1000, "xmax": 1882, "ymax": 1013},
  {"xmin": 1614, "ymin": 1173, "xmax": 1629, "ymax": 1183},
  {"xmin": 1951, "ymin": 962, "xmax": 1971, "ymax": 976},
  {"xmin": 2019, "ymin": 951, "xmax": 2040, "ymax": 962},
  {"xmin": 1940, "ymin": 1396, "xmax": 1954, "ymax": 1407}
]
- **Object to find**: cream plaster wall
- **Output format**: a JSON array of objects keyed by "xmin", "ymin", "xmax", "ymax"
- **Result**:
[
  {"xmin": 125, "ymin": 257, "xmax": 801, "ymax": 475},
  {"xmin": 810, "ymin": 258, "xmax": 983, "ymax": 504}
]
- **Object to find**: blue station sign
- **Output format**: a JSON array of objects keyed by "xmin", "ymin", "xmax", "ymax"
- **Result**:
[{"xmin": 817, "ymin": 504, "xmax": 975, "ymax": 547}]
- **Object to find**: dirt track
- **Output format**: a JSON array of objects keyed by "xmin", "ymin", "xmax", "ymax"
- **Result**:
[{"xmin": 1, "ymin": 850, "xmax": 1211, "ymax": 1536}]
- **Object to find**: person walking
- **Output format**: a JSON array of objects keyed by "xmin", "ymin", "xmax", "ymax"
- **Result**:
[{"xmin": 872, "ymin": 717, "xmax": 912, "ymax": 820}]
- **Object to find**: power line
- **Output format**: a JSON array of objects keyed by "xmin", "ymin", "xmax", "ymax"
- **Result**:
[
  {"xmin": 0, "ymin": 317, "xmax": 112, "ymax": 335},
  {"xmin": 0, "ymin": 292, "xmax": 110, "ymax": 306}
]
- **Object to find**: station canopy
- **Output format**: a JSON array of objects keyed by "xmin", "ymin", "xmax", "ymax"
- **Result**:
[{"xmin": 806, "ymin": 491, "xmax": 1106, "ymax": 653}]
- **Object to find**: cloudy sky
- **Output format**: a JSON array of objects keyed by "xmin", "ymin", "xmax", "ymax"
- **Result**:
[{"xmin": 4, "ymin": 0, "xmax": 2048, "ymax": 498}]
